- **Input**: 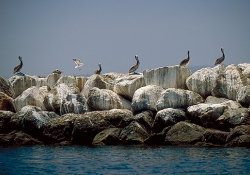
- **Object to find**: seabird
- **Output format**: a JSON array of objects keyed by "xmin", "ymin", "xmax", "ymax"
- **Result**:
[
  {"xmin": 180, "ymin": 51, "xmax": 190, "ymax": 67},
  {"xmin": 73, "ymin": 59, "xmax": 84, "ymax": 70},
  {"xmin": 13, "ymin": 56, "xmax": 23, "ymax": 74},
  {"xmin": 52, "ymin": 69, "xmax": 62, "ymax": 74},
  {"xmin": 129, "ymin": 55, "xmax": 140, "ymax": 74},
  {"xmin": 214, "ymin": 48, "xmax": 225, "ymax": 66},
  {"xmin": 94, "ymin": 63, "xmax": 102, "ymax": 74}
]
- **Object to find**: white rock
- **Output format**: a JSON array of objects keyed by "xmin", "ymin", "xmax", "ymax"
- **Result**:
[
  {"xmin": 237, "ymin": 86, "xmax": 250, "ymax": 106},
  {"xmin": 156, "ymin": 88, "xmax": 204, "ymax": 110},
  {"xmin": 114, "ymin": 74, "xmax": 146, "ymax": 100},
  {"xmin": 205, "ymin": 96, "xmax": 242, "ymax": 109},
  {"xmin": 143, "ymin": 65, "xmax": 192, "ymax": 89},
  {"xmin": 132, "ymin": 85, "xmax": 164, "ymax": 113}
]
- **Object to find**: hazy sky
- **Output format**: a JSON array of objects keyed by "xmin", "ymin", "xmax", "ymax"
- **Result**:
[{"xmin": 1, "ymin": 0, "xmax": 250, "ymax": 78}]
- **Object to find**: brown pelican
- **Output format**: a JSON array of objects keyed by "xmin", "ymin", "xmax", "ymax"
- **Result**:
[
  {"xmin": 73, "ymin": 59, "xmax": 84, "ymax": 70},
  {"xmin": 129, "ymin": 55, "xmax": 140, "ymax": 74},
  {"xmin": 180, "ymin": 51, "xmax": 190, "ymax": 67},
  {"xmin": 214, "ymin": 48, "xmax": 225, "ymax": 65},
  {"xmin": 52, "ymin": 69, "xmax": 62, "ymax": 74},
  {"xmin": 13, "ymin": 56, "xmax": 23, "ymax": 74},
  {"xmin": 94, "ymin": 63, "xmax": 102, "ymax": 74}
]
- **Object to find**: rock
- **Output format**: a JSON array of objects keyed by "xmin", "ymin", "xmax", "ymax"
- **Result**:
[
  {"xmin": 211, "ymin": 64, "xmax": 246, "ymax": 100},
  {"xmin": 87, "ymin": 87, "xmax": 131, "ymax": 111},
  {"xmin": 43, "ymin": 113, "xmax": 78, "ymax": 143},
  {"xmin": 187, "ymin": 103, "xmax": 228, "ymax": 120},
  {"xmin": 114, "ymin": 74, "xmax": 146, "ymax": 100},
  {"xmin": 131, "ymin": 85, "xmax": 164, "ymax": 113},
  {"xmin": 0, "ymin": 130, "xmax": 43, "ymax": 146},
  {"xmin": 56, "ymin": 75, "xmax": 88, "ymax": 92},
  {"xmin": 102, "ymin": 72, "xmax": 126, "ymax": 80},
  {"xmin": 81, "ymin": 74, "xmax": 114, "ymax": 97},
  {"xmin": 186, "ymin": 65, "xmax": 224, "ymax": 97},
  {"xmin": 9, "ymin": 105, "xmax": 59, "ymax": 138},
  {"xmin": 156, "ymin": 88, "xmax": 204, "ymax": 110},
  {"xmin": 92, "ymin": 128, "xmax": 122, "ymax": 145},
  {"xmin": 9, "ymin": 75, "xmax": 38, "ymax": 98},
  {"xmin": 238, "ymin": 63, "xmax": 250, "ymax": 79},
  {"xmin": 198, "ymin": 110, "xmax": 221, "ymax": 129},
  {"xmin": 0, "ymin": 111, "xmax": 15, "ymax": 133},
  {"xmin": 226, "ymin": 125, "xmax": 250, "ymax": 143},
  {"xmin": 119, "ymin": 121, "xmax": 150, "ymax": 144},
  {"xmin": 237, "ymin": 86, "xmax": 250, "ymax": 106},
  {"xmin": 165, "ymin": 121, "xmax": 206, "ymax": 145},
  {"xmin": 202, "ymin": 129, "xmax": 228, "ymax": 145},
  {"xmin": 46, "ymin": 73, "xmax": 61, "ymax": 87},
  {"xmin": 144, "ymin": 127, "xmax": 171, "ymax": 145},
  {"xmin": 0, "ymin": 76, "xmax": 15, "ymax": 97},
  {"xmin": 0, "ymin": 92, "xmax": 14, "ymax": 112},
  {"xmin": 152, "ymin": 108, "xmax": 187, "ymax": 133},
  {"xmin": 143, "ymin": 65, "xmax": 191, "ymax": 89},
  {"xmin": 71, "ymin": 109, "xmax": 134, "ymax": 144},
  {"xmin": 205, "ymin": 96, "xmax": 242, "ymax": 109},
  {"xmin": 217, "ymin": 108, "xmax": 250, "ymax": 127},
  {"xmin": 134, "ymin": 110, "xmax": 154, "ymax": 133},
  {"xmin": 12, "ymin": 86, "xmax": 47, "ymax": 112}
]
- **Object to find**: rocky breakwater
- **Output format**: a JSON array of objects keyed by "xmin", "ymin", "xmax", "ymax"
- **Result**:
[{"xmin": 1, "ymin": 64, "xmax": 250, "ymax": 147}]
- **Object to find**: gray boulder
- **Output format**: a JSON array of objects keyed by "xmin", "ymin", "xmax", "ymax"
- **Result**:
[
  {"xmin": 132, "ymin": 85, "xmax": 164, "ymax": 113},
  {"xmin": 237, "ymin": 86, "xmax": 250, "ymax": 106},
  {"xmin": 92, "ymin": 128, "xmax": 122, "ymax": 145},
  {"xmin": 156, "ymin": 88, "xmax": 204, "ymax": 110},
  {"xmin": 205, "ymin": 96, "xmax": 242, "ymax": 109},
  {"xmin": 225, "ymin": 125, "xmax": 250, "ymax": 147},
  {"xmin": 0, "ymin": 76, "xmax": 15, "ymax": 98}
]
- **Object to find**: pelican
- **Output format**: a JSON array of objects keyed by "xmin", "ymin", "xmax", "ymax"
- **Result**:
[
  {"xmin": 13, "ymin": 56, "xmax": 23, "ymax": 74},
  {"xmin": 52, "ymin": 69, "xmax": 62, "ymax": 74},
  {"xmin": 94, "ymin": 63, "xmax": 102, "ymax": 74},
  {"xmin": 73, "ymin": 59, "xmax": 84, "ymax": 70},
  {"xmin": 214, "ymin": 48, "xmax": 225, "ymax": 66},
  {"xmin": 129, "ymin": 55, "xmax": 140, "ymax": 74},
  {"xmin": 180, "ymin": 51, "xmax": 190, "ymax": 67}
]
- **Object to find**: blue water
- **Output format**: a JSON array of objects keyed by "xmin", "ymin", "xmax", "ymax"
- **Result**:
[{"xmin": 0, "ymin": 145, "xmax": 250, "ymax": 175}]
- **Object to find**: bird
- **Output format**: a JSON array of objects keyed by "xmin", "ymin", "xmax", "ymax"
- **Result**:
[
  {"xmin": 180, "ymin": 51, "xmax": 190, "ymax": 67},
  {"xmin": 94, "ymin": 63, "xmax": 102, "ymax": 74},
  {"xmin": 214, "ymin": 48, "xmax": 225, "ymax": 66},
  {"xmin": 13, "ymin": 56, "xmax": 23, "ymax": 74},
  {"xmin": 52, "ymin": 69, "xmax": 62, "ymax": 74},
  {"xmin": 73, "ymin": 59, "xmax": 84, "ymax": 70},
  {"xmin": 129, "ymin": 55, "xmax": 140, "ymax": 74}
]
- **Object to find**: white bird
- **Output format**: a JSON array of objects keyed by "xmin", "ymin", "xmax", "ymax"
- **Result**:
[{"xmin": 73, "ymin": 59, "xmax": 84, "ymax": 70}]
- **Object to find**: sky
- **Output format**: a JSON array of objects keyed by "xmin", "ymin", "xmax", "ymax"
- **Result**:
[{"xmin": 0, "ymin": 0, "xmax": 250, "ymax": 78}]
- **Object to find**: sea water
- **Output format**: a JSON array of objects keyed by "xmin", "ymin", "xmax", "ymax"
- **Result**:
[{"xmin": 0, "ymin": 145, "xmax": 250, "ymax": 175}]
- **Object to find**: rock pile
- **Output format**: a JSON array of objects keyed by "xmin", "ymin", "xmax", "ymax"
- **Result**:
[{"xmin": 1, "ymin": 64, "xmax": 250, "ymax": 147}]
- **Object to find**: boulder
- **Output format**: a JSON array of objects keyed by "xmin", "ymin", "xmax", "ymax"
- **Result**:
[
  {"xmin": 87, "ymin": 87, "xmax": 131, "ymax": 111},
  {"xmin": 114, "ymin": 74, "xmax": 146, "ymax": 100},
  {"xmin": 9, "ymin": 75, "xmax": 38, "ymax": 98},
  {"xmin": 205, "ymin": 96, "xmax": 242, "ymax": 109},
  {"xmin": 71, "ymin": 109, "xmax": 134, "ymax": 144},
  {"xmin": 202, "ymin": 129, "xmax": 228, "ymax": 145},
  {"xmin": 43, "ymin": 113, "xmax": 78, "ymax": 143},
  {"xmin": 46, "ymin": 73, "xmax": 61, "ymax": 87},
  {"xmin": 152, "ymin": 108, "xmax": 187, "ymax": 133},
  {"xmin": 81, "ymin": 74, "xmax": 114, "ymax": 97},
  {"xmin": 131, "ymin": 85, "xmax": 164, "ymax": 113},
  {"xmin": 0, "ymin": 111, "xmax": 15, "ymax": 133},
  {"xmin": 143, "ymin": 65, "xmax": 191, "ymax": 89},
  {"xmin": 134, "ymin": 110, "xmax": 154, "ymax": 133},
  {"xmin": 217, "ymin": 108, "xmax": 250, "ymax": 127},
  {"xmin": 0, "ymin": 76, "xmax": 15, "ymax": 97},
  {"xmin": 0, "ymin": 130, "xmax": 43, "ymax": 146},
  {"xmin": 211, "ymin": 64, "xmax": 246, "ymax": 100},
  {"xmin": 186, "ymin": 65, "xmax": 224, "ymax": 97},
  {"xmin": 12, "ymin": 86, "xmax": 47, "ymax": 112},
  {"xmin": 0, "ymin": 92, "xmax": 14, "ymax": 112},
  {"xmin": 197, "ymin": 110, "xmax": 221, "ymax": 129},
  {"xmin": 144, "ymin": 127, "xmax": 171, "ymax": 145},
  {"xmin": 56, "ymin": 75, "xmax": 88, "ymax": 91},
  {"xmin": 119, "ymin": 121, "xmax": 150, "ymax": 144},
  {"xmin": 238, "ymin": 63, "xmax": 250, "ymax": 79},
  {"xmin": 237, "ymin": 86, "xmax": 250, "ymax": 106},
  {"xmin": 165, "ymin": 121, "xmax": 205, "ymax": 145},
  {"xmin": 92, "ymin": 128, "xmax": 122, "ymax": 145},
  {"xmin": 225, "ymin": 125, "xmax": 250, "ymax": 147},
  {"xmin": 156, "ymin": 88, "xmax": 204, "ymax": 110}
]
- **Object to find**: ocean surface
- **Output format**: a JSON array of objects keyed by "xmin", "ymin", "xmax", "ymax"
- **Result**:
[{"xmin": 0, "ymin": 145, "xmax": 250, "ymax": 175}]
